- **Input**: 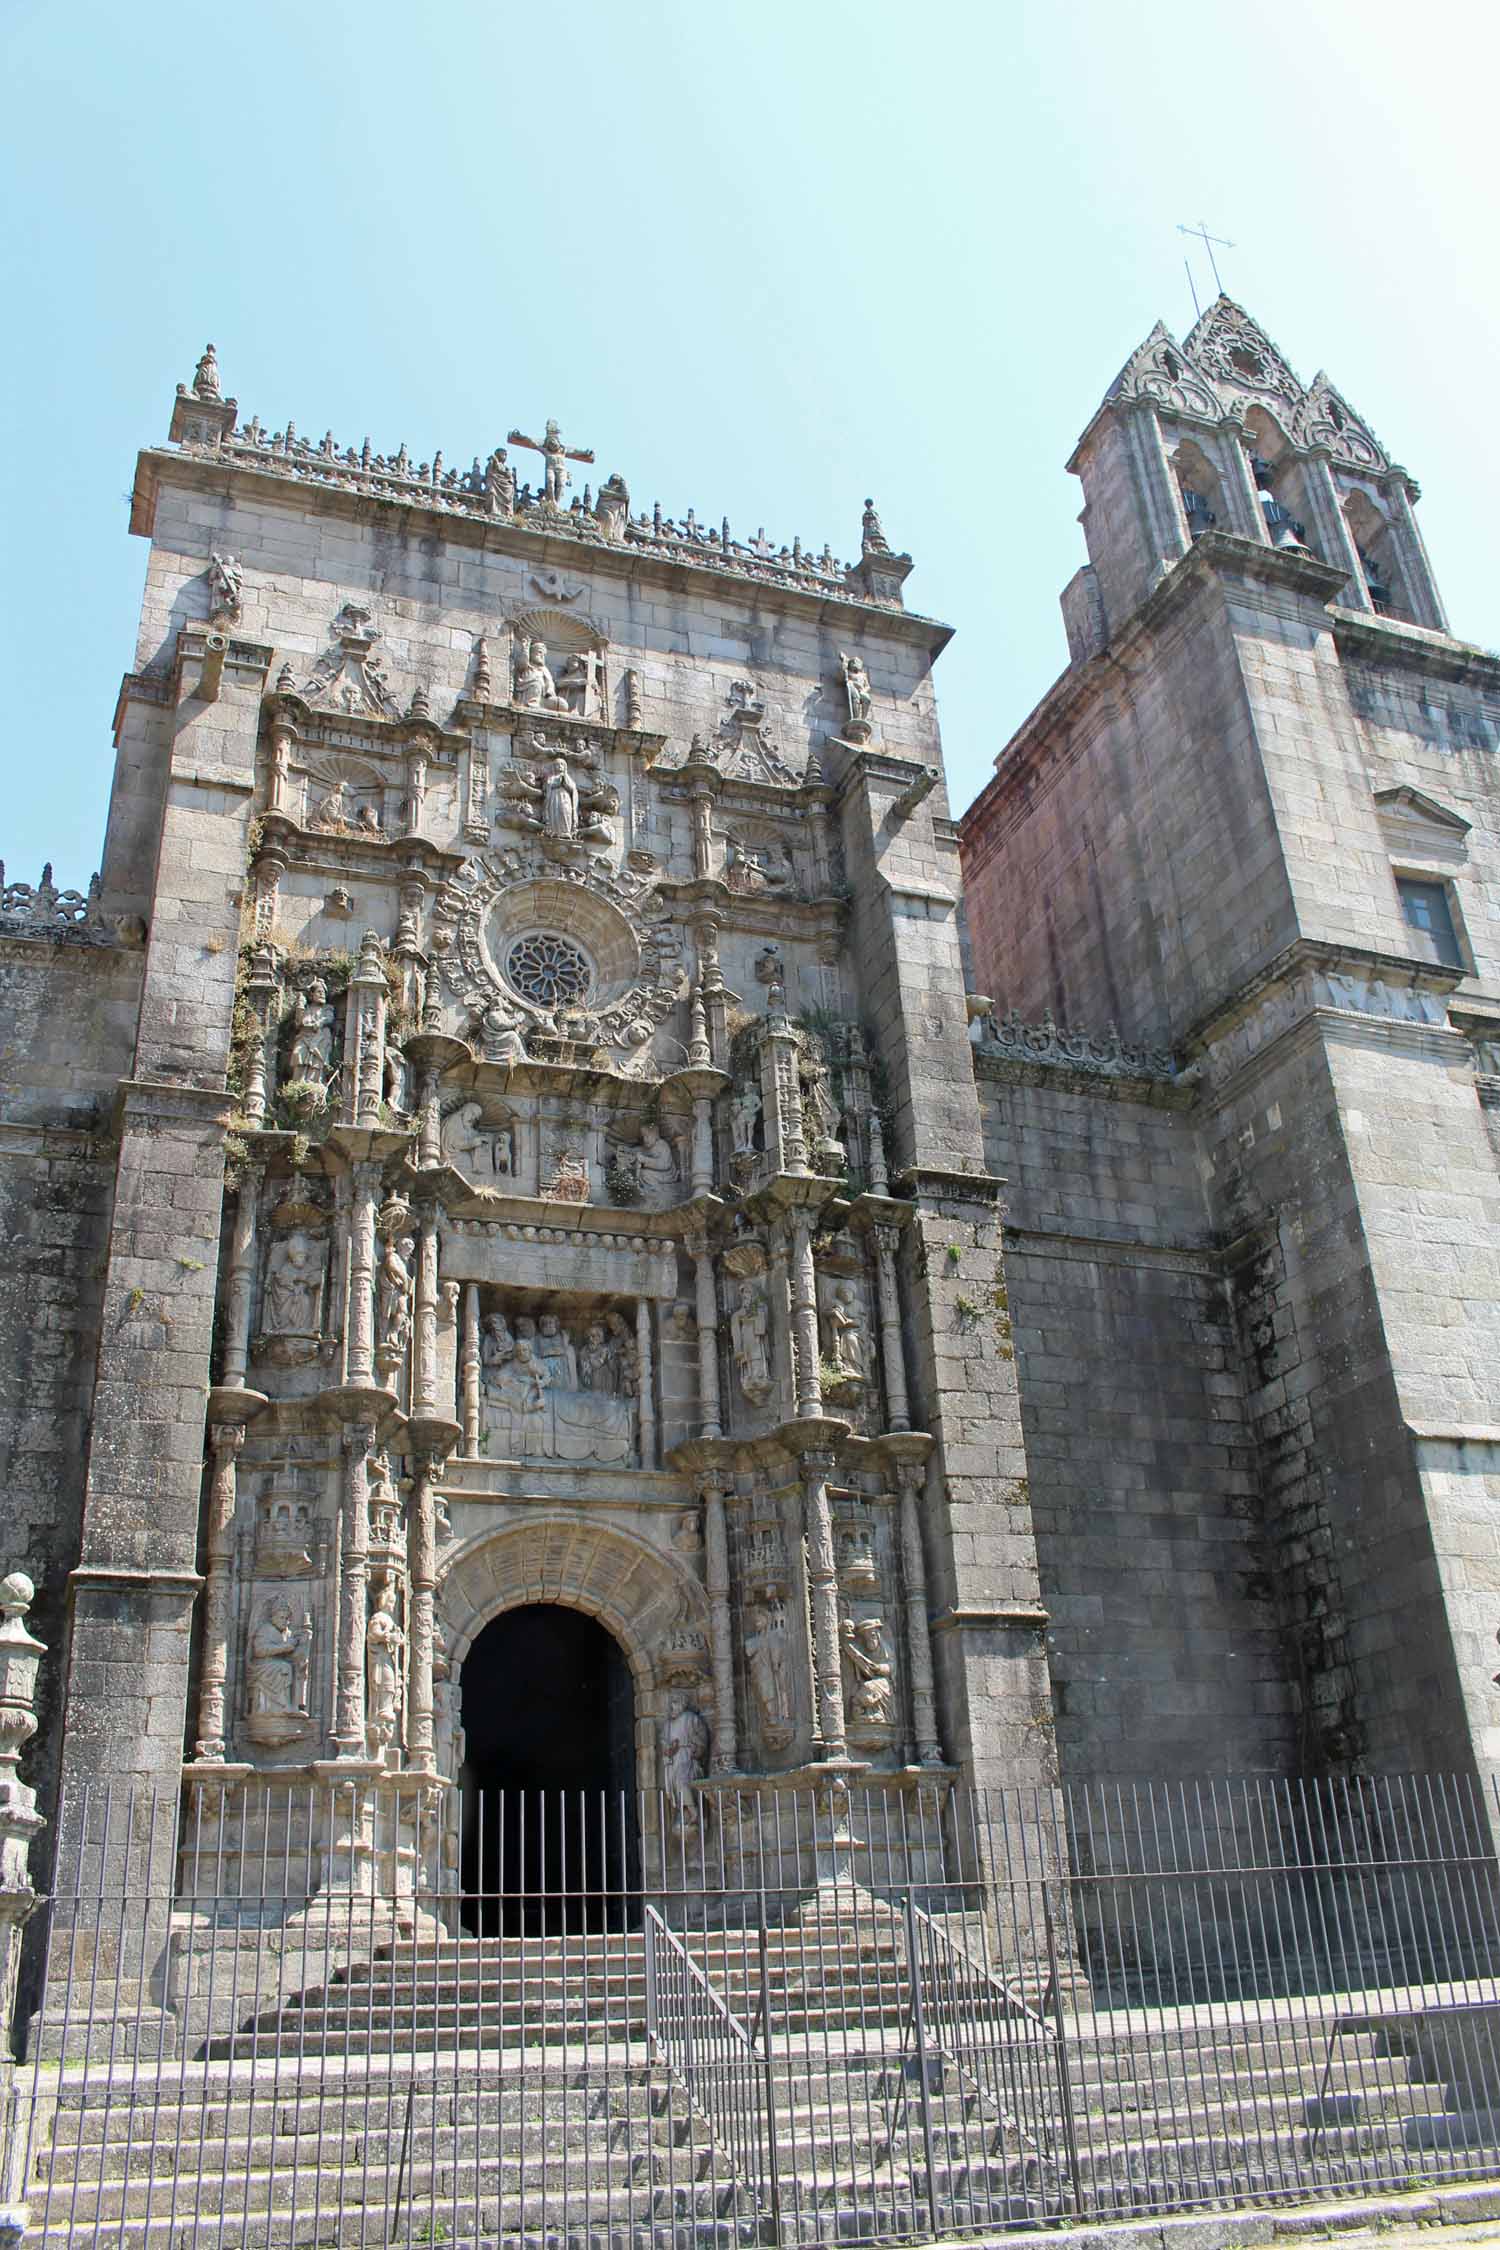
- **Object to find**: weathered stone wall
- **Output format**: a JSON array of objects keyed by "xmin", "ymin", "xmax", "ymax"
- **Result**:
[
  {"xmin": 0, "ymin": 937, "xmax": 142, "ymax": 1835},
  {"xmin": 976, "ymin": 1061, "xmax": 1293, "ymax": 1780}
]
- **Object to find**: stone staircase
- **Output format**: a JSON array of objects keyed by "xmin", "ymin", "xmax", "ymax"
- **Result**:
[{"xmin": 18, "ymin": 1920, "xmax": 1479, "ymax": 2248}]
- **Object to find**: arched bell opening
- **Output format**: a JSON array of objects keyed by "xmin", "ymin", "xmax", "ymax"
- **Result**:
[{"xmin": 458, "ymin": 1602, "xmax": 639, "ymax": 1934}]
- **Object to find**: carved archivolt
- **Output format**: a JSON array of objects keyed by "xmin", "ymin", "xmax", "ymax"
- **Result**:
[
  {"xmin": 433, "ymin": 851, "xmax": 685, "ymax": 1050},
  {"xmin": 437, "ymin": 1515, "xmax": 710, "ymax": 1702}
]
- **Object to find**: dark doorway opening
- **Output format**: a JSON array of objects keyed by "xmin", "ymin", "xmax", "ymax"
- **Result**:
[{"xmin": 459, "ymin": 1603, "xmax": 638, "ymax": 1932}]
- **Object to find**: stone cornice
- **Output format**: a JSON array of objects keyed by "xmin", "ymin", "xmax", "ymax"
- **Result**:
[
  {"xmin": 131, "ymin": 445, "xmax": 954, "ymax": 657},
  {"xmin": 1331, "ymin": 607, "xmax": 1500, "ymax": 689},
  {"xmin": 1182, "ymin": 935, "xmax": 1463, "ymax": 1056}
]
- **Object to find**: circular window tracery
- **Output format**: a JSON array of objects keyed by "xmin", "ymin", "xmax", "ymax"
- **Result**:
[{"xmin": 505, "ymin": 931, "xmax": 593, "ymax": 1010}]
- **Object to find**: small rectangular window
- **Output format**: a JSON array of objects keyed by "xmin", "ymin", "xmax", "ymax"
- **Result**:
[{"xmin": 1396, "ymin": 877, "xmax": 1465, "ymax": 970}]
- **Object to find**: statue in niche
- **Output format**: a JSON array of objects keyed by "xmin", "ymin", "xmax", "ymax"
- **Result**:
[
  {"xmin": 662, "ymin": 1693, "xmax": 710, "ymax": 1819},
  {"xmin": 377, "ymin": 1234, "xmax": 415, "ymax": 1364},
  {"xmin": 503, "ymin": 754, "xmax": 616, "ymax": 847},
  {"xmin": 725, "ymin": 835, "xmax": 793, "ymax": 896},
  {"xmin": 823, "ymin": 1283, "xmax": 868, "ymax": 1381},
  {"xmin": 841, "ymin": 651, "xmax": 872, "ymax": 730},
  {"xmin": 513, "ymin": 638, "xmax": 569, "ymax": 713},
  {"xmin": 730, "ymin": 1083, "xmax": 762, "ymax": 1157},
  {"xmin": 383, "ymin": 1046, "xmax": 409, "ymax": 1114},
  {"xmin": 480, "ymin": 1000, "xmax": 528, "ymax": 1069},
  {"xmin": 262, "ymin": 1230, "xmax": 325, "ymax": 1337},
  {"xmin": 445, "ymin": 1101, "xmax": 515, "ymax": 1182},
  {"xmin": 730, "ymin": 1277, "xmax": 773, "ymax": 1403},
  {"xmin": 555, "ymin": 650, "xmax": 598, "ymax": 716},
  {"xmin": 366, "ymin": 1582, "xmax": 405, "ymax": 1756},
  {"xmin": 842, "ymin": 1615, "xmax": 894, "ymax": 1728},
  {"xmin": 287, "ymin": 980, "xmax": 336, "ymax": 1083},
  {"xmin": 542, "ymin": 1149, "xmax": 591, "ymax": 1202},
  {"xmin": 245, "ymin": 1596, "xmax": 313, "ymax": 1744},
  {"xmin": 366, "ymin": 1451, "xmax": 401, "ymax": 1554},
  {"xmin": 746, "ymin": 1599, "xmax": 792, "ymax": 1742},
  {"xmin": 802, "ymin": 1053, "xmax": 844, "ymax": 1159},
  {"xmin": 630, "ymin": 1121, "xmax": 680, "ymax": 1209}
]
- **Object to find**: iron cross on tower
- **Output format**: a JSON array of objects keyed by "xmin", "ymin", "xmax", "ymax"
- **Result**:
[
  {"xmin": 506, "ymin": 418, "xmax": 596, "ymax": 508},
  {"xmin": 1177, "ymin": 220, "xmax": 1235, "ymax": 316}
]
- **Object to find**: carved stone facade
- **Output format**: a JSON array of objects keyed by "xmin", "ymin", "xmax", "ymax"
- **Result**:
[
  {"xmin": 0, "ymin": 347, "xmax": 1055, "ymax": 1909},
  {"xmin": 7, "ymin": 303, "xmax": 1492, "ymax": 1921}
]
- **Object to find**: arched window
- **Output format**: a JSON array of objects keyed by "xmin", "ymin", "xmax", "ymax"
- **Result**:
[
  {"xmin": 1171, "ymin": 438, "xmax": 1222, "ymax": 544},
  {"xmin": 1344, "ymin": 489, "xmax": 1409, "ymax": 620},
  {"xmin": 1242, "ymin": 408, "xmax": 1316, "ymax": 556}
]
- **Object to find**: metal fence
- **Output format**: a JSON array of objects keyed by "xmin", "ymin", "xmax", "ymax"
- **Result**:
[{"xmin": 11, "ymin": 1772, "xmax": 1500, "ymax": 2246}]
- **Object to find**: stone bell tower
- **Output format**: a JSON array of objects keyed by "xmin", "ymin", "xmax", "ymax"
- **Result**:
[
  {"xmin": 961, "ymin": 298, "xmax": 1500, "ymax": 1791},
  {"xmin": 28, "ymin": 345, "xmax": 1054, "ymax": 1891}
]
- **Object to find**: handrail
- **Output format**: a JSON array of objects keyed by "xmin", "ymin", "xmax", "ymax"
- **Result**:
[
  {"xmin": 909, "ymin": 1899, "xmax": 1052, "ymax": 2032},
  {"xmin": 643, "ymin": 1906, "xmax": 762, "ymax": 2053}
]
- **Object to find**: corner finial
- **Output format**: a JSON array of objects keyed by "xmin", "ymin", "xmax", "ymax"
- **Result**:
[
  {"xmin": 861, "ymin": 498, "xmax": 891, "ymax": 557},
  {"xmin": 192, "ymin": 344, "xmax": 222, "ymax": 402}
]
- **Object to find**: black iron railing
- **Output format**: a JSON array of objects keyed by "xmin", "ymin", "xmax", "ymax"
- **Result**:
[{"xmin": 10, "ymin": 1771, "xmax": 1500, "ymax": 2246}]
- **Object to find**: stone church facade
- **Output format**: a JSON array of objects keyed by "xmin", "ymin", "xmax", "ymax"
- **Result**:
[{"xmin": 0, "ymin": 298, "xmax": 1495, "ymax": 1904}]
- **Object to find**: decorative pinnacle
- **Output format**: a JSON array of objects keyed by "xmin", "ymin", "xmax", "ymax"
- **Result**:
[
  {"xmin": 192, "ymin": 344, "xmax": 222, "ymax": 402},
  {"xmin": 861, "ymin": 498, "xmax": 890, "ymax": 557}
]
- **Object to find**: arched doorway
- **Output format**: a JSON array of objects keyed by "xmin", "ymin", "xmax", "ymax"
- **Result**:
[{"xmin": 459, "ymin": 1603, "xmax": 638, "ymax": 1932}]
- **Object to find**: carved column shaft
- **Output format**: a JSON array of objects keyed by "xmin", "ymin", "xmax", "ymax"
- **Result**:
[
  {"xmin": 702, "ymin": 1481, "xmax": 737, "ymax": 1774},
  {"xmin": 414, "ymin": 1211, "xmax": 440, "ymax": 1415},
  {"xmin": 1385, "ymin": 474, "xmax": 1449, "ymax": 631},
  {"xmin": 689, "ymin": 788, "xmax": 714, "ymax": 881},
  {"xmin": 802, "ymin": 1454, "xmax": 847, "ymax": 1759},
  {"xmin": 193, "ymin": 1423, "xmax": 245, "ymax": 1762},
  {"xmin": 407, "ymin": 1452, "xmax": 440, "ymax": 1774},
  {"xmin": 346, "ymin": 1164, "xmax": 380, "ymax": 1387},
  {"xmin": 462, "ymin": 1284, "xmax": 482, "ymax": 1454},
  {"xmin": 898, "ymin": 1465, "xmax": 942, "ymax": 1765},
  {"xmin": 334, "ymin": 1420, "xmax": 376, "ymax": 1756},
  {"xmin": 1301, "ymin": 449, "xmax": 1366, "ymax": 602},
  {"xmin": 417, "ymin": 1065, "xmax": 442, "ymax": 1170},
  {"xmin": 636, "ymin": 1297, "xmax": 656, "ymax": 1468},
  {"xmin": 789, "ymin": 1213, "xmax": 823, "ymax": 1420},
  {"xmin": 760, "ymin": 1025, "xmax": 808, "ymax": 1177},
  {"xmin": 873, "ymin": 1226, "xmax": 911, "ymax": 1433},
  {"xmin": 692, "ymin": 1244, "xmax": 721, "ymax": 1441},
  {"xmin": 868, "ymin": 1109, "xmax": 890, "ymax": 1197},
  {"xmin": 240, "ymin": 953, "xmax": 279, "ymax": 1127},
  {"xmin": 221, "ymin": 1169, "xmax": 261, "ymax": 1387},
  {"xmin": 690, "ymin": 1095, "xmax": 714, "ymax": 1195},
  {"xmin": 406, "ymin": 748, "xmax": 429, "ymax": 838}
]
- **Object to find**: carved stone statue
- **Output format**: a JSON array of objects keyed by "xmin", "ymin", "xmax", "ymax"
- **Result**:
[
  {"xmin": 484, "ymin": 447, "xmax": 515, "ymax": 515},
  {"xmin": 536, "ymin": 1312, "xmax": 579, "ymax": 1389},
  {"xmin": 245, "ymin": 1597, "xmax": 312, "ymax": 1744},
  {"xmin": 726, "ymin": 835, "xmax": 793, "ymax": 894},
  {"xmin": 662, "ymin": 1692, "xmax": 710, "ymax": 1819},
  {"xmin": 445, "ymin": 1101, "xmax": 514, "ymax": 1182},
  {"xmin": 594, "ymin": 472, "xmax": 630, "ymax": 540},
  {"xmin": 287, "ymin": 980, "xmax": 336, "ymax": 1083},
  {"xmin": 861, "ymin": 498, "xmax": 891, "ymax": 556},
  {"xmin": 633, "ymin": 1121, "xmax": 679, "ymax": 1209},
  {"xmin": 730, "ymin": 1083, "xmax": 762, "ymax": 1156},
  {"xmin": 262, "ymin": 1229, "xmax": 324, "ymax": 1336},
  {"xmin": 841, "ymin": 651, "xmax": 872, "ymax": 727},
  {"xmin": 606, "ymin": 1309, "xmax": 640, "ymax": 1396},
  {"xmin": 366, "ymin": 1582, "xmax": 405, "ymax": 1755},
  {"xmin": 192, "ymin": 343, "xmax": 222, "ymax": 401},
  {"xmin": 746, "ymin": 1599, "xmax": 792, "ymax": 1740},
  {"xmin": 208, "ymin": 551, "xmax": 243, "ymax": 619},
  {"xmin": 508, "ymin": 417, "xmax": 594, "ymax": 507},
  {"xmin": 376, "ymin": 1234, "xmax": 415, "ymax": 1363},
  {"xmin": 578, "ymin": 1320, "xmax": 613, "ymax": 1392},
  {"xmin": 842, "ymin": 1615, "xmax": 894, "ymax": 1728},
  {"xmin": 513, "ymin": 639, "xmax": 569, "ymax": 712},
  {"xmin": 482, "ymin": 1322, "xmax": 634, "ymax": 1466},
  {"xmin": 824, "ymin": 1283, "xmax": 868, "ymax": 1381},
  {"xmin": 555, "ymin": 651, "xmax": 597, "ymax": 716},
  {"xmin": 731, "ymin": 1278, "xmax": 773, "ymax": 1403}
]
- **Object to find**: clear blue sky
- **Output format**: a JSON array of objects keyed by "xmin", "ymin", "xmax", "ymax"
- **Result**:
[{"xmin": 3, "ymin": 0, "xmax": 1496, "ymax": 885}]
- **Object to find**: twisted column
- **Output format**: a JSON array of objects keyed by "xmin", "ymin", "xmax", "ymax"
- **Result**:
[
  {"xmin": 413, "ymin": 1207, "xmax": 440, "ymax": 1415},
  {"xmin": 789, "ymin": 1211, "xmax": 823, "ymax": 1419},
  {"xmin": 406, "ymin": 1446, "xmax": 449, "ymax": 1775},
  {"xmin": 462, "ymin": 1283, "xmax": 482, "ymax": 1453},
  {"xmin": 345, "ymin": 1162, "xmax": 381, "ymax": 1386}
]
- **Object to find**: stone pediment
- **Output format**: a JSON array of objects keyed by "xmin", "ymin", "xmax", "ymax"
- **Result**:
[
  {"xmin": 1374, "ymin": 782, "xmax": 1471, "ymax": 865},
  {"xmin": 1184, "ymin": 296, "xmax": 1304, "ymax": 414},
  {"xmin": 1105, "ymin": 320, "xmax": 1221, "ymax": 423},
  {"xmin": 1296, "ymin": 374, "xmax": 1389, "ymax": 473}
]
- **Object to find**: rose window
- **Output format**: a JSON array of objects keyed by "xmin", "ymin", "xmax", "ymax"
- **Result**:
[{"xmin": 505, "ymin": 931, "xmax": 593, "ymax": 1010}]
